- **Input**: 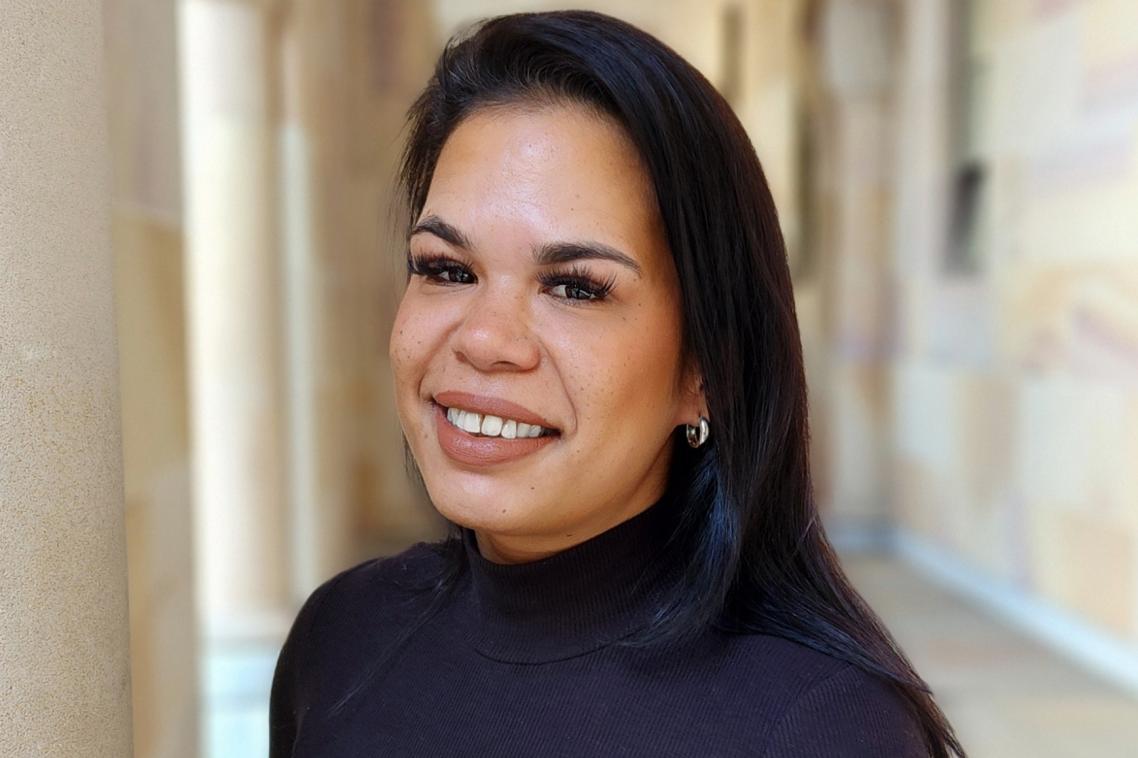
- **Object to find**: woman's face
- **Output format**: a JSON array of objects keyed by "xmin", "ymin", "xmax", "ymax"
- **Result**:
[{"xmin": 390, "ymin": 103, "xmax": 703, "ymax": 563}]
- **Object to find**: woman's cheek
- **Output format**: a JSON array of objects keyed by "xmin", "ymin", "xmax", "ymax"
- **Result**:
[
  {"xmin": 388, "ymin": 319, "xmax": 415, "ymax": 379},
  {"xmin": 390, "ymin": 296, "xmax": 438, "ymax": 367}
]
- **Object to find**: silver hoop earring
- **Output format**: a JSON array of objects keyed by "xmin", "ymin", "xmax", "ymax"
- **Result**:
[{"xmin": 685, "ymin": 416, "xmax": 710, "ymax": 448}]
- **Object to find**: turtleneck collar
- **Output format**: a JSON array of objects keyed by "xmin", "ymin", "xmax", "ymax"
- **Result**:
[{"xmin": 456, "ymin": 490, "xmax": 682, "ymax": 664}]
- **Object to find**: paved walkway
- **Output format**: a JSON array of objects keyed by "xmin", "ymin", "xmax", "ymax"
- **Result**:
[{"xmin": 843, "ymin": 554, "xmax": 1138, "ymax": 758}]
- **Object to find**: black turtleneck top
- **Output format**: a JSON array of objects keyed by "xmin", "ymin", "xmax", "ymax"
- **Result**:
[{"xmin": 269, "ymin": 494, "xmax": 927, "ymax": 756}]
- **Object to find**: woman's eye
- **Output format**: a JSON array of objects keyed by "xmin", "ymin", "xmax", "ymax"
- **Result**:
[
  {"xmin": 538, "ymin": 263, "xmax": 616, "ymax": 303},
  {"xmin": 407, "ymin": 254, "xmax": 475, "ymax": 285},
  {"xmin": 549, "ymin": 282, "xmax": 602, "ymax": 301},
  {"xmin": 434, "ymin": 266, "xmax": 474, "ymax": 284},
  {"xmin": 540, "ymin": 268, "xmax": 616, "ymax": 303}
]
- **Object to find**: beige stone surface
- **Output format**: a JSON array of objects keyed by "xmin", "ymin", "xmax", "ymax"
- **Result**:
[
  {"xmin": 827, "ymin": 362, "xmax": 891, "ymax": 522},
  {"xmin": 1029, "ymin": 506, "xmax": 1136, "ymax": 636},
  {"xmin": 888, "ymin": 0, "xmax": 1138, "ymax": 649},
  {"xmin": 0, "ymin": 2, "xmax": 133, "ymax": 755}
]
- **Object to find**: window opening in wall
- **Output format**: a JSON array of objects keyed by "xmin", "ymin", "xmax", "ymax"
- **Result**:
[
  {"xmin": 789, "ymin": 0, "xmax": 826, "ymax": 284},
  {"xmin": 945, "ymin": 0, "xmax": 990, "ymax": 275},
  {"xmin": 793, "ymin": 97, "xmax": 821, "ymax": 282}
]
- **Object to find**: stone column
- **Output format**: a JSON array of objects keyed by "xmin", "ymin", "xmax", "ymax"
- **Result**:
[
  {"xmin": 816, "ymin": 0, "xmax": 898, "ymax": 535},
  {"xmin": 280, "ymin": 0, "xmax": 442, "ymax": 598},
  {"xmin": 179, "ymin": 0, "xmax": 291, "ymax": 641},
  {"xmin": 0, "ymin": 3, "xmax": 133, "ymax": 756},
  {"xmin": 278, "ymin": 0, "xmax": 355, "ymax": 598},
  {"xmin": 104, "ymin": 0, "xmax": 199, "ymax": 755}
]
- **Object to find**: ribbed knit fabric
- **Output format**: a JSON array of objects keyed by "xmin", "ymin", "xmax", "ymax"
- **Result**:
[{"xmin": 269, "ymin": 493, "xmax": 928, "ymax": 756}]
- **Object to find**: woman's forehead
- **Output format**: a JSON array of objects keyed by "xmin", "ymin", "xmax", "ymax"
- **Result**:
[{"xmin": 421, "ymin": 104, "xmax": 666, "ymax": 264}]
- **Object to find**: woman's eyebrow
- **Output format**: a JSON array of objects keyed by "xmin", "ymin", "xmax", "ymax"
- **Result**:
[
  {"xmin": 534, "ymin": 241, "xmax": 642, "ymax": 276},
  {"xmin": 410, "ymin": 213, "xmax": 643, "ymax": 277},
  {"xmin": 409, "ymin": 215, "xmax": 471, "ymax": 249}
]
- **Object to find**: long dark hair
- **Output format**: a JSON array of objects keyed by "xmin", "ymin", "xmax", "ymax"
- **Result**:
[{"xmin": 356, "ymin": 10, "xmax": 962, "ymax": 756}]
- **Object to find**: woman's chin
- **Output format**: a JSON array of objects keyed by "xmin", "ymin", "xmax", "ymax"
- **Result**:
[{"xmin": 428, "ymin": 492, "xmax": 547, "ymax": 535}]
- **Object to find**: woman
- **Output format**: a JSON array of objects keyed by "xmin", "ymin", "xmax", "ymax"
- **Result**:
[{"xmin": 270, "ymin": 10, "xmax": 964, "ymax": 757}]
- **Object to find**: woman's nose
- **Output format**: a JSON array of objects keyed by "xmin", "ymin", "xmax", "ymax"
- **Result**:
[{"xmin": 452, "ymin": 285, "xmax": 540, "ymax": 372}]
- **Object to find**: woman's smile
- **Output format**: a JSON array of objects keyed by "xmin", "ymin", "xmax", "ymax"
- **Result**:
[
  {"xmin": 432, "ymin": 400, "xmax": 559, "ymax": 467},
  {"xmin": 429, "ymin": 389, "xmax": 561, "ymax": 467}
]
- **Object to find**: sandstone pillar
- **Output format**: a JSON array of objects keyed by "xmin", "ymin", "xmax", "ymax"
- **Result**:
[
  {"xmin": 0, "ymin": 2, "xmax": 133, "ymax": 755},
  {"xmin": 179, "ymin": 0, "xmax": 291, "ymax": 641},
  {"xmin": 817, "ymin": 0, "xmax": 899, "ymax": 533},
  {"xmin": 105, "ymin": 0, "xmax": 200, "ymax": 754}
]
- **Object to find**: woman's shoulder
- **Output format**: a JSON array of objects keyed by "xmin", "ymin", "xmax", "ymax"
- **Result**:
[
  {"xmin": 274, "ymin": 541, "xmax": 449, "ymax": 675},
  {"xmin": 296, "ymin": 540, "xmax": 449, "ymax": 632},
  {"xmin": 324, "ymin": 540, "xmax": 450, "ymax": 595},
  {"xmin": 270, "ymin": 541, "xmax": 452, "ymax": 752},
  {"xmin": 719, "ymin": 633, "xmax": 930, "ymax": 756}
]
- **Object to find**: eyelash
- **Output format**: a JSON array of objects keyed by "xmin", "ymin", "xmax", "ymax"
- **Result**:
[{"xmin": 406, "ymin": 252, "xmax": 618, "ymax": 303}]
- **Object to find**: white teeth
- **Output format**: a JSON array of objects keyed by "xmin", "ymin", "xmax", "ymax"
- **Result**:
[
  {"xmin": 480, "ymin": 415, "xmax": 503, "ymax": 436},
  {"xmin": 443, "ymin": 405, "xmax": 551, "ymax": 438}
]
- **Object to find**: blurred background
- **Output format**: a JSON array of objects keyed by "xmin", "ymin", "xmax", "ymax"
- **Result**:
[{"xmin": 3, "ymin": 0, "xmax": 1138, "ymax": 756}]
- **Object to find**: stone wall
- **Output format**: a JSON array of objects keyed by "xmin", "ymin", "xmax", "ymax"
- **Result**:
[{"xmin": 890, "ymin": 0, "xmax": 1138, "ymax": 645}]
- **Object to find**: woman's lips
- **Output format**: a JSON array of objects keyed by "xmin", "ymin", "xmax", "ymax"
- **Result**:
[{"xmin": 433, "ymin": 401, "xmax": 556, "ymax": 466}]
